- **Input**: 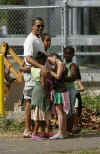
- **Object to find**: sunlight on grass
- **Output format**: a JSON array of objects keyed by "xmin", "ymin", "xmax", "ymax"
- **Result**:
[{"xmin": 82, "ymin": 92, "xmax": 100, "ymax": 113}]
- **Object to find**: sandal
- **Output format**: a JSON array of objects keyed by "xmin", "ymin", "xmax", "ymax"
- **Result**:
[
  {"xmin": 31, "ymin": 135, "xmax": 45, "ymax": 140},
  {"xmin": 49, "ymin": 133, "xmax": 64, "ymax": 140},
  {"xmin": 23, "ymin": 130, "xmax": 32, "ymax": 138}
]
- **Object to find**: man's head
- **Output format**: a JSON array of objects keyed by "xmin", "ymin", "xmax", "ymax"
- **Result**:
[
  {"xmin": 32, "ymin": 17, "xmax": 44, "ymax": 37},
  {"xmin": 63, "ymin": 46, "xmax": 75, "ymax": 62}
]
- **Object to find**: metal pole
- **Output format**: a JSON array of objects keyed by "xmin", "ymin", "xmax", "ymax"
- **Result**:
[
  {"xmin": 0, "ymin": 54, "xmax": 4, "ymax": 117},
  {"xmin": 0, "ymin": 5, "xmax": 62, "ymax": 10},
  {"xmin": 83, "ymin": 8, "xmax": 89, "ymax": 64},
  {"xmin": 68, "ymin": 7, "xmax": 72, "ymax": 35},
  {"xmin": 60, "ymin": 7, "xmax": 64, "ymax": 59},
  {"xmin": 72, "ymin": 8, "xmax": 78, "ymax": 64},
  {"xmin": 63, "ymin": 1, "xmax": 68, "ymax": 47}
]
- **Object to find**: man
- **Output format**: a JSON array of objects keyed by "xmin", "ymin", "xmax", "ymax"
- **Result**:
[{"xmin": 23, "ymin": 17, "xmax": 46, "ymax": 137}]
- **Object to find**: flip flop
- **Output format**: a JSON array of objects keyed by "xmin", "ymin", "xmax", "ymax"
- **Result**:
[
  {"xmin": 49, "ymin": 134, "xmax": 64, "ymax": 140},
  {"xmin": 31, "ymin": 135, "xmax": 45, "ymax": 140}
]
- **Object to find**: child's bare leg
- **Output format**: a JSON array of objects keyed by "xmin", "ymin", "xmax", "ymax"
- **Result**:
[
  {"xmin": 68, "ymin": 114, "xmax": 74, "ymax": 132},
  {"xmin": 39, "ymin": 121, "xmax": 46, "ymax": 136},
  {"xmin": 56, "ymin": 104, "xmax": 64, "ymax": 136},
  {"xmin": 45, "ymin": 120, "xmax": 51, "ymax": 133},
  {"xmin": 32, "ymin": 120, "xmax": 39, "ymax": 136},
  {"xmin": 63, "ymin": 112, "xmax": 69, "ymax": 136},
  {"xmin": 73, "ymin": 108, "xmax": 80, "ymax": 132},
  {"xmin": 73, "ymin": 108, "xmax": 79, "ymax": 127},
  {"xmin": 49, "ymin": 104, "xmax": 65, "ymax": 139}
]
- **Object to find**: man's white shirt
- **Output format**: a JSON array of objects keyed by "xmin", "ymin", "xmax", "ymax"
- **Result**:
[{"xmin": 24, "ymin": 32, "xmax": 44, "ymax": 66}]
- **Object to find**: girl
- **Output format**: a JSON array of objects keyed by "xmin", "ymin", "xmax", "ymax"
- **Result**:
[
  {"xmin": 31, "ymin": 62, "xmax": 51, "ymax": 139},
  {"xmin": 47, "ymin": 53, "xmax": 70, "ymax": 139}
]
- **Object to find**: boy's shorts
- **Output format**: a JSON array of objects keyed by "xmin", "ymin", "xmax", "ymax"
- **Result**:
[{"xmin": 23, "ymin": 73, "xmax": 35, "ymax": 100}]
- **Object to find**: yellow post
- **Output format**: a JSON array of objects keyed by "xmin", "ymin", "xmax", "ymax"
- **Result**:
[{"xmin": 0, "ymin": 54, "xmax": 4, "ymax": 117}]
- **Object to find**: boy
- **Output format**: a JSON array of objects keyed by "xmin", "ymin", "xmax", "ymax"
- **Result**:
[{"xmin": 63, "ymin": 46, "xmax": 84, "ymax": 133}]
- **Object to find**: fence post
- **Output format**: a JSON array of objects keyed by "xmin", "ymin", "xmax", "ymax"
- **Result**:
[{"xmin": 0, "ymin": 54, "xmax": 4, "ymax": 117}]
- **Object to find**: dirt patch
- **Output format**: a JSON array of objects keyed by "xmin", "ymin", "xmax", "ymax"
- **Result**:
[{"xmin": 5, "ymin": 80, "xmax": 24, "ymax": 111}]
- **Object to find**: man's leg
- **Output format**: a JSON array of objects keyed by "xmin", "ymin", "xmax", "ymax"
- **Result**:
[
  {"xmin": 25, "ymin": 100, "xmax": 31, "ymax": 130},
  {"xmin": 24, "ymin": 99, "xmax": 31, "ymax": 137}
]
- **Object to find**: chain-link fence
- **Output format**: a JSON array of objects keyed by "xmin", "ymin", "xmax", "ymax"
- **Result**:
[
  {"xmin": 0, "ymin": 5, "xmax": 64, "ymax": 56},
  {"xmin": 0, "ymin": 2, "xmax": 100, "ymax": 116},
  {"xmin": 0, "ymin": 5, "xmax": 65, "ymax": 113}
]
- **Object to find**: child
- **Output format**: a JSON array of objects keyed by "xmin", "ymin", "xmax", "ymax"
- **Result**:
[
  {"xmin": 31, "ymin": 63, "xmax": 51, "ymax": 139},
  {"xmin": 20, "ymin": 33, "xmax": 53, "ymax": 138},
  {"xmin": 63, "ymin": 46, "xmax": 84, "ymax": 133},
  {"xmin": 63, "ymin": 46, "xmax": 79, "ymax": 133},
  {"xmin": 47, "ymin": 53, "xmax": 70, "ymax": 139}
]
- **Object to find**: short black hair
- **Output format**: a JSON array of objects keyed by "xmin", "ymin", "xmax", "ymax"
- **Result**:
[
  {"xmin": 63, "ymin": 46, "xmax": 75, "ymax": 55},
  {"xmin": 41, "ymin": 33, "xmax": 51, "ymax": 41},
  {"xmin": 32, "ymin": 17, "xmax": 44, "ymax": 26}
]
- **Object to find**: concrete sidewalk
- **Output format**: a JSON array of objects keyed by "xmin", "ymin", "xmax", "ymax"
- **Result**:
[{"xmin": 0, "ymin": 134, "xmax": 100, "ymax": 154}]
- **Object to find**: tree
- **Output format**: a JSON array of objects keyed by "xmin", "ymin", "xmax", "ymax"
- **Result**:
[{"xmin": 0, "ymin": 0, "xmax": 17, "ymax": 4}]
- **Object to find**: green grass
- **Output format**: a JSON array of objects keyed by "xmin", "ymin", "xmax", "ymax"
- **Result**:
[
  {"xmin": 82, "ymin": 94, "xmax": 100, "ymax": 113},
  {"xmin": 0, "ymin": 119, "xmax": 24, "ymax": 133}
]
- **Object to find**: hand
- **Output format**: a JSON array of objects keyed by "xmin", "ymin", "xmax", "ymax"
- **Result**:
[
  {"xmin": 19, "ymin": 65, "xmax": 31, "ymax": 73},
  {"xmin": 25, "ymin": 66, "xmax": 31, "ymax": 73}
]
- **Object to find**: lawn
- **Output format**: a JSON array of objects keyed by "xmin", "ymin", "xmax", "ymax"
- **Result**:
[{"xmin": 82, "ymin": 91, "xmax": 100, "ymax": 113}]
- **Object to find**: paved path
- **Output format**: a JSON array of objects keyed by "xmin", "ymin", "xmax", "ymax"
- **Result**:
[{"xmin": 0, "ymin": 134, "xmax": 100, "ymax": 154}]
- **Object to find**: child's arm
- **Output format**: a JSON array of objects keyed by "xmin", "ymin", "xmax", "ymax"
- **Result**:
[
  {"xmin": 49, "ymin": 61, "xmax": 64, "ymax": 80},
  {"xmin": 40, "ymin": 69, "xmax": 49, "ymax": 96},
  {"xmin": 76, "ymin": 80, "xmax": 84, "ymax": 92},
  {"xmin": 40, "ymin": 71, "xmax": 45, "ymax": 89}
]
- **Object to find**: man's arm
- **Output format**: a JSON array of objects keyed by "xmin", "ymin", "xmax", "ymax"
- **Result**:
[{"xmin": 26, "ymin": 56, "xmax": 44, "ymax": 69}]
